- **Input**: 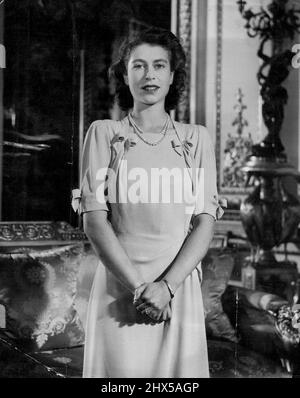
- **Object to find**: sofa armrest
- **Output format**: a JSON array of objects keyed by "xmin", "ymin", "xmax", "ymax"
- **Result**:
[
  {"xmin": 223, "ymin": 285, "xmax": 289, "ymax": 313},
  {"xmin": 221, "ymin": 286, "xmax": 295, "ymax": 372}
]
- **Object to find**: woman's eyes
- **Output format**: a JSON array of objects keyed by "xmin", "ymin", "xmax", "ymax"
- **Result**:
[
  {"xmin": 132, "ymin": 64, "xmax": 166, "ymax": 69},
  {"xmin": 155, "ymin": 64, "xmax": 166, "ymax": 69}
]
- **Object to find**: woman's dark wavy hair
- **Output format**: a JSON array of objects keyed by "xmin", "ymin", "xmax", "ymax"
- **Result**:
[{"xmin": 109, "ymin": 27, "xmax": 186, "ymax": 112}]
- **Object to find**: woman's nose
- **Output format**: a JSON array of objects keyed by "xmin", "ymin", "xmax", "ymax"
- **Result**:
[{"xmin": 145, "ymin": 66, "xmax": 155, "ymax": 80}]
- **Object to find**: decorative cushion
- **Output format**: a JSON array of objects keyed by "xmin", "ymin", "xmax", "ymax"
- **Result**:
[
  {"xmin": 201, "ymin": 249, "xmax": 238, "ymax": 343},
  {"xmin": 0, "ymin": 243, "xmax": 86, "ymax": 351}
]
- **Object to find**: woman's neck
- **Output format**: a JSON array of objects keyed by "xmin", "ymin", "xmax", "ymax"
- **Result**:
[{"xmin": 130, "ymin": 105, "xmax": 169, "ymax": 133}]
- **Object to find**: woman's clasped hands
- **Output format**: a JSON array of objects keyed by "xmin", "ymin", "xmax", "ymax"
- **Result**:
[{"xmin": 133, "ymin": 281, "xmax": 173, "ymax": 323}]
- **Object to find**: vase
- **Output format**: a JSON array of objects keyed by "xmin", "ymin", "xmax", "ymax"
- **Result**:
[{"xmin": 240, "ymin": 156, "xmax": 300, "ymax": 266}]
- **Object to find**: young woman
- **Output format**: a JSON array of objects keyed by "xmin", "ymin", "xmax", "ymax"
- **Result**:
[{"xmin": 72, "ymin": 27, "xmax": 224, "ymax": 378}]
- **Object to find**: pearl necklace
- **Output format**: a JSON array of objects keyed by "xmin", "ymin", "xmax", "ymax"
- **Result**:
[{"xmin": 128, "ymin": 112, "xmax": 170, "ymax": 146}]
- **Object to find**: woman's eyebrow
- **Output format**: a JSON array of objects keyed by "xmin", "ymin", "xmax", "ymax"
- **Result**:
[{"xmin": 132, "ymin": 58, "xmax": 169, "ymax": 63}]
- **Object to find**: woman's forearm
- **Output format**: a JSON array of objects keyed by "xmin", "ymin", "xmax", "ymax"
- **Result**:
[
  {"xmin": 164, "ymin": 214, "xmax": 215, "ymax": 292},
  {"xmin": 83, "ymin": 211, "xmax": 145, "ymax": 294}
]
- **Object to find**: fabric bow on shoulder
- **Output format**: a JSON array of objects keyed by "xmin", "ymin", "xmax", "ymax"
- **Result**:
[{"xmin": 71, "ymin": 131, "xmax": 138, "ymax": 215}]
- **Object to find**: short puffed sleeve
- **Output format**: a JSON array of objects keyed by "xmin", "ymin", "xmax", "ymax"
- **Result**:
[
  {"xmin": 78, "ymin": 121, "xmax": 111, "ymax": 214},
  {"xmin": 193, "ymin": 125, "xmax": 225, "ymax": 221}
]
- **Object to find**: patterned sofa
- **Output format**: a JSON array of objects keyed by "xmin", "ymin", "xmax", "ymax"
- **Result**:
[{"xmin": 0, "ymin": 221, "xmax": 295, "ymax": 378}]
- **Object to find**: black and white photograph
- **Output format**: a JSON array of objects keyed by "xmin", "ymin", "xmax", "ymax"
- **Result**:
[{"xmin": 0, "ymin": 0, "xmax": 300, "ymax": 385}]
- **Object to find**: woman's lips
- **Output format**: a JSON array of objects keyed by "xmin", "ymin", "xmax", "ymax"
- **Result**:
[{"xmin": 142, "ymin": 85, "xmax": 160, "ymax": 92}]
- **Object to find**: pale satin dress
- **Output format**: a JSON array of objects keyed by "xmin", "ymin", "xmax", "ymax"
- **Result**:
[{"xmin": 73, "ymin": 115, "xmax": 223, "ymax": 378}]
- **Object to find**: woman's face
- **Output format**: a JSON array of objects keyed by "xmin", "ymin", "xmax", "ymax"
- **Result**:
[{"xmin": 124, "ymin": 43, "xmax": 174, "ymax": 108}]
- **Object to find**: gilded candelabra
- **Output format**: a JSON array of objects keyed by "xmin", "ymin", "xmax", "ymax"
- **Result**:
[{"xmin": 236, "ymin": 1, "xmax": 300, "ymax": 301}]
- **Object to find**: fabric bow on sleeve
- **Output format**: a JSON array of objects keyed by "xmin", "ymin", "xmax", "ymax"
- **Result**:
[
  {"xmin": 215, "ymin": 196, "xmax": 227, "ymax": 220},
  {"xmin": 71, "ymin": 188, "xmax": 82, "ymax": 214}
]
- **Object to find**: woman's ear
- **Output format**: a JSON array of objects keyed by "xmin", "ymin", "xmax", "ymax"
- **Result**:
[{"xmin": 123, "ymin": 74, "xmax": 129, "ymax": 86}]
